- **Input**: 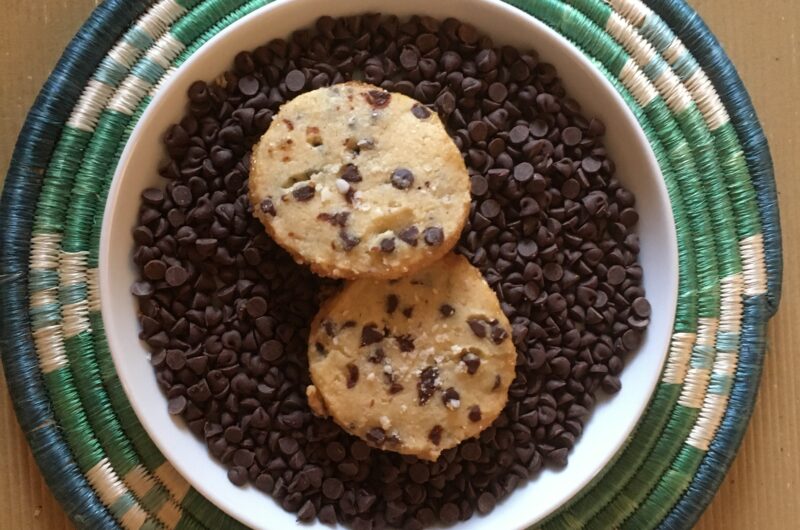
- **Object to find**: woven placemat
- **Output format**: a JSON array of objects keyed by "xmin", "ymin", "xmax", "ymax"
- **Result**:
[{"xmin": 0, "ymin": 0, "xmax": 781, "ymax": 528}]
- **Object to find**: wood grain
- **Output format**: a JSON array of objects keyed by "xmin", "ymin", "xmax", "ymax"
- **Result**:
[{"xmin": 0, "ymin": 1, "xmax": 796, "ymax": 528}]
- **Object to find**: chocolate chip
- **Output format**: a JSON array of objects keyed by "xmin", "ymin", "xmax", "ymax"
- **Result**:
[
  {"xmin": 165, "ymin": 266, "xmax": 188, "ymax": 287},
  {"xmin": 411, "ymin": 103, "xmax": 431, "ymax": 119},
  {"xmin": 461, "ymin": 351, "xmax": 481, "ymax": 374},
  {"xmin": 395, "ymin": 334, "xmax": 415, "ymax": 352},
  {"xmin": 285, "ymin": 69, "xmax": 306, "ymax": 92},
  {"xmin": 228, "ymin": 466, "xmax": 248, "ymax": 486},
  {"xmin": 143, "ymin": 260, "xmax": 166, "ymax": 280},
  {"xmin": 468, "ymin": 405, "xmax": 482, "ymax": 422},
  {"xmin": 171, "ymin": 185, "xmax": 192, "ymax": 207},
  {"xmin": 378, "ymin": 237, "xmax": 396, "ymax": 253},
  {"xmin": 439, "ymin": 304, "xmax": 455, "ymax": 317},
  {"xmin": 492, "ymin": 375, "xmax": 502, "ymax": 391},
  {"xmin": 390, "ymin": 168, "xmax": 414, "ymax": 190},
  {"xmin": 417, "ymin": 366, "xmax": 439, "ymax": 405},
  {"xmin": 632, "ymin": 297, "xmax": 651, "ymax": 317},
  {"xmin": 467, "ymin": 318, "xmax": 487, "ymax": 338},
  {"xmin": 389, "ymin": 382, "xmax": 404, "ymax": 394},
  {"xmin": 168, "ymin": 395, "xmax": 187, "ymax": 415},
  {"xmin": 340, "ymin": 163, "xmax": 362, "ymax": 182},
  {"xmin": 318, "ymin": 211, "xmax": 350, "ymax": 227},
  {"xmin": 402, "ymin": 306, "xmax": 414, "ymax": 318},
  {"xmin": 365, "ymin": 427, "xmax": 386, "ymax": 446},
  {"xmin": 442, "ymin": 387, "xmax": 460, "ymax": 409},
  {"xmin": 297, "ymin": 500, "xmax": 316, "ymax": 522},
  {"xmin": 422, "ymin": 226, "xmax": 444, "ymax": 246},
  {"xmin": 491, "ymin": 325, "xmax": 508, "ymax": 344},
  {"xmin": 365, "ymin": 89, "xmax": 391, "ymax": 108},
  {"xmin": 398, "ymin": 226, "xmax": 419, "ymax": 246},
  {"xmin": 339, "ymin": 230, "xmax": 360, "ymax": 251},
  {"xmin": 428, "ymin": 425, "xmax": 443, "ymax": 446},
  {"xmin": 607, "ymin": 265, "xmax": 626, "ymax": 285},
  {"xmin": 292, "ymin": 184, "xmax": 315, "ymax": 201},
  {"xmin": 367, "ymin": 348, "xmax": 385, "ymax": 364},
  {"xmin": 360, "ymin": 324, "xmax": 383, "ymax": 346},
  {"xmin": 386, "ymin": 295, "xmax": 399, "ymax": 314},
  {"xmin": 346, "ymin": 363, "xmax": 359, "ymax": 389},
  {"xmin": 246, "ymin": 296, "xmax": 267, "ymax": 318},
  {"xmin": 322, "ymin": 477, "xmax": 344, "ymax": 499}
]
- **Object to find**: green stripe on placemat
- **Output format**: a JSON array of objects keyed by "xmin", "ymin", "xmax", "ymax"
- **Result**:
[{"xmin": 2, "ymin": 0, "xmax": 778, "ymax": 528}]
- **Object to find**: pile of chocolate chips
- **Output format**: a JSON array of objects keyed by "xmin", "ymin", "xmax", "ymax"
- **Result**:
[{"xmin": 131, "ymin": 14, "xmax": 650, "ymax": 529}]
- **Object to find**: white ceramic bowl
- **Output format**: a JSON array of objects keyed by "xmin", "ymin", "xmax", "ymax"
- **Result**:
[{"xmin": 101, "ymin": 0, "xmax": 678, "ymax": 528}]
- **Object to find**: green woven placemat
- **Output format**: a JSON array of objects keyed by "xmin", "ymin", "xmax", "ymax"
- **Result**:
[{"xmin": 1, "ymin": 0, "xmax": 780, "ymax": 528}]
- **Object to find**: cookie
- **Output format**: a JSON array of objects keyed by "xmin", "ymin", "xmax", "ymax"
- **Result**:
[
  {"xmin": 248, "ymin": 81, "xmax": 470, "ymax": 279},
  {"xmin": 306, "ymin": 254, "xmax": 517, "ymax": 461}
]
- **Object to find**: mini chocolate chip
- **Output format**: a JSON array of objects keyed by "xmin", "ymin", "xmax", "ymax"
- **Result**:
[
  {"xmin": 389, "ymin": 382, "xmax": 404, "ymax": 394},
  {"xmin": 632, "ymin": 297, "xmax": 651, "ymax": 317},
  {"xmin": 297, "ymin": 500, "xmax": 316, "ymax": 522},
  {"xmin": 468, "ymin": 405, "xmax": 482, "ymax": 422},
  {"xmin": 167, "ymin": 395, "xmax": 187, "ymax": 415},
  {"xmin": 165, "ymin": 266, "xmax": 188, "ymax": 287},
  {"xmin": 285, "ymin": 69, "xmax": 306, "ymax": 92},
  {"xmin": 246, "ymin": 296, "xmax": 267, "ymax": 318},
  {"xmin": 514, "ymin": 162, "xmax": 535, "ymax": 182},
  {"xmin": 390, "ymin": 168, "xmax": 414, "ymax": 190},
  {"xmin": 402, "ymin": 306, "xmax": 414, "ymax": 318},
  {"xmin": 439, "ymin": 304, "xmax": 455, "ymax": 317},
  {"xmin": 423, "ymin": 226, "xmax": 444, "ymax": 246},
  {"xmin": 607, "ymin": 265, "xmax": 626, "ymax": 285},
  {"xmin": 260, "ymin": 340, "xmax": 283, "ymax": 361},
  {"xmin": 398, "ymin": 226, "xmax": 419, "ymax": 246},
  {"xmin": 461, "ymin": 351, "xmax": 481, "ymax": 374},
  {"xmin": 292, "ymin": 184, "xmax": 315, "ymax": 201},
  {"xmin": 411, "ymin": 103, "xmax": 431, "ymax": 119},
  {"xmin": 428, "ymin": 425, "xmax": 443, "ymax": 446},
  {"xmin": 143, "ymin": 260, "xmax": 166, "ymax": 280},
  {"xmin": 480, "ymin": 199, "xmax": 501, "ymax": 218},
  {"xmin": 322, "ymin": 477, "xmax": 344, "ymax": 499},
  {"xmin": 172, "ymin": 185, "xmax": 192, "ymax": 206},
  {"xmin": 346, "ymin": 363, "xmax": 359, "ymax": 388},
  {"xmin": 492, "ymin": 375, "xmax": 502, "ymax": 390},
  {"xmin": 227, "ymin": 466, "xmax": 248, "ymax": 486}
]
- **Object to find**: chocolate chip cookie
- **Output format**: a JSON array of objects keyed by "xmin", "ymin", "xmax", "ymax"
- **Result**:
[
  {"xmin": 306, "ymin": 254, "xmax": 516, "ymax": 461},
  {"xmin": 249, "ymin": 81, "xmax": 470, "ymax": 279}
]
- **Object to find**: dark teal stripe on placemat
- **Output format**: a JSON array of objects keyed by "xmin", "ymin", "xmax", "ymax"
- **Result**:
[{"xmin": 0, "ymin": 1, "xmax": 151, "ymax": 528}]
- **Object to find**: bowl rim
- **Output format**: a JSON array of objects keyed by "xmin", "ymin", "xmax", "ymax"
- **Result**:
[{"xmin": 100, "ymin": 0, "xmax": 678, "ymax": 528}]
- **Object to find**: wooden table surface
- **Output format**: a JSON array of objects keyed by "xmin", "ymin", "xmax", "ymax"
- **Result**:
[{"xmin": 1, "ymin": 1, "xmax": 797, "ymax": 528}]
